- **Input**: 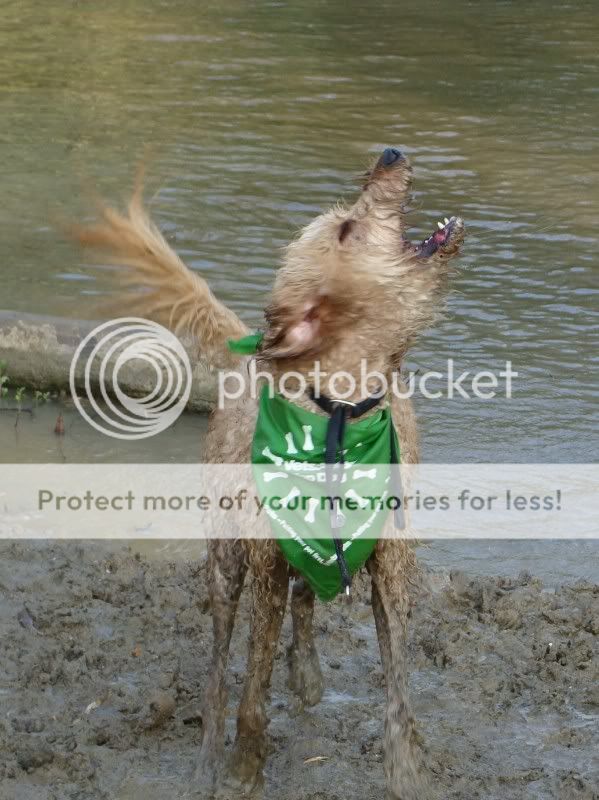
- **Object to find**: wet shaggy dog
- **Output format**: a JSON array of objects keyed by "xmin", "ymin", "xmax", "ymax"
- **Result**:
[{"xmin": 75, "ymin": 147, "xmax": 464, "ymax": 799}]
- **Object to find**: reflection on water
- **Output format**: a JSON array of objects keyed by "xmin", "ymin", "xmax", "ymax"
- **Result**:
[
  {"xmin": 0, "ymin": 397, "xmax": 208, "ymax": 463},
  {"xmin": 1, "ymin": 0, "xmax": 598, "ymax": 466}
]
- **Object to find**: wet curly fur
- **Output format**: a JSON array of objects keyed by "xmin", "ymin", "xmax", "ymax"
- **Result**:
[{"xmin": 74, "ymin": 148, "xmax": 465, "ymax": 799}]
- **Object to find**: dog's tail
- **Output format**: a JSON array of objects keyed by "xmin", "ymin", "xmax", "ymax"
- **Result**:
[{"xmin": 71, "ymin": 180, "xmax": 248, "ymax": 368}]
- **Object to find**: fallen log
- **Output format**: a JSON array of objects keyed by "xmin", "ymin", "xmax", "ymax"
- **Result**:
[{"xmin": 0, "ymin": 310, "xmax": 217, "ymax": 412}]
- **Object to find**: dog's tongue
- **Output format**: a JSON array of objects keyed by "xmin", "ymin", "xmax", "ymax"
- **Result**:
[{"xmin": 417, "ymin": 217, "xmax": 454, "ymax": 257}]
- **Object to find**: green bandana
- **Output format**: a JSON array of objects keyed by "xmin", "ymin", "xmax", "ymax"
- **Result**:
[
  {"xmin": 227, "ymin": 332, "xmax": 264, "ymax": 355},
  {"xmin": 252, "ymin": 386, "xmax": 399, "ymax": 601},
  {"xmin": 227, "ymin": 334, "xmax": 401, "ymax": 601}
]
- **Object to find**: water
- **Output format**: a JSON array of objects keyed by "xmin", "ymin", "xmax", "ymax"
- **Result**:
[{"xmin": 1, "ymin": 1, "xmax": 598, "ymax": 578}]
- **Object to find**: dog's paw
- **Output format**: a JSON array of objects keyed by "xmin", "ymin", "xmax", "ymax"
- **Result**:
[
  {"xmin": 287, "ymin": 641, "xmax": 324, "ymax": 711},
  {"xmin": 192, "ymin": 747, "xmax": 221, "ymax": 799},
  {"xmin": 216, "ymin": 752, "xmax": 264, "ymax": 799}
]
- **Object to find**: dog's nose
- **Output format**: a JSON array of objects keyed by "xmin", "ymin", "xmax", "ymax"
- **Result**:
[{"xmin": 379, "ymin": 147, "xmax": 403, "ymax": 167}]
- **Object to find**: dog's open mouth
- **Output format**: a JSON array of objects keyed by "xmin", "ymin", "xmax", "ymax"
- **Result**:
[{"xmin": 406, "ymin": 215, "xmax": 464, "ymax": 258}]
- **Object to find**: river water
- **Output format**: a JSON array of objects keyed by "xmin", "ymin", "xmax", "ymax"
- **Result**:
[{"xmin": 1, "ymin": 1, "xmax": 597, "ymax": 579}]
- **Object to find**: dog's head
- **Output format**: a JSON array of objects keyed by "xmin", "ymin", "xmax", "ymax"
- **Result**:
[{"xmin": 260, "ymin": 147, "xmax": 464, "ymax": 379}]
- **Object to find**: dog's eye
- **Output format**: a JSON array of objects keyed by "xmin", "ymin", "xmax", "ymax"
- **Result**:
[{"xmin": 338, "ymin": 219, "xmax": 355, "ymax": 243}]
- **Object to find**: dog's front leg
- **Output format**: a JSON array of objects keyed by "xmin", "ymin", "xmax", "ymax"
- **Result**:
[
  {"xmin": 196, "ymin": 539, "xmax": 247, "ymax": 793},
  {"xmin": 288, "ymin": 577, "xmax": 323, "ymax": 710},
  {"xmin": 225, "ymin": 544, "xmax": 288, "ymax": 796},
  {"xmin": 369, "ymin": 540, "xmax": 429, "ymax": 800}
]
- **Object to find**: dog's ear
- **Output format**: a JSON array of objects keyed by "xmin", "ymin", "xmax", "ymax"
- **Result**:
[
  {"xmin": 260, "ymin": 293, "xmax": 340, "ymax": 360},
  {"xmin": 338, "ymin": 219, "xmax": 356, "ymax": 243}
]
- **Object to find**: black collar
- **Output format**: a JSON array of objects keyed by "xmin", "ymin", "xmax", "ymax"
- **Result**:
[{"xmin": 308, "ymin": 388, "xmax": 385, "ymax": 419}]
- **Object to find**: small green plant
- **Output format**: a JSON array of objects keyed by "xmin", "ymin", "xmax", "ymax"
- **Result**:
[
  {"xmin": 13, "ymin": 385, "xmax": 27, "ymax": 429},
  {"xmin": 0, "ymin": 361, "xmax": 8, "ymax": 398},
  {"xmin": 34, "ymin": 390, "xmax": 51, "ymax": 404}
]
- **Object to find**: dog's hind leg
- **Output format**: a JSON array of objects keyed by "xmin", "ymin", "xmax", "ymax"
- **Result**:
[
  {"xmin": 368, "ymin": 540, "xmax": 430, "ymax": 800},
  {"xmin": 196, "ymin": 539, "xmax": 247, "ymax": 793},
  {"xmin": 224, "ymin": 544, "xmax": 288, "ymax": 796},
  {"xmin": 287, "ymin": 577, "xmax": 323, "ymax": 710}
]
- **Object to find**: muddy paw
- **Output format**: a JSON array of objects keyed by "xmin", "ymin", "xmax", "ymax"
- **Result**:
[
  {"xmin": 216, "ymin": 751, "xmax": 264, "ymax": 799},
  {"xmin": 385, "ymin": 758, "xmax": 433, "ymax": 800},
  {"xmin": 287, "ymin": 642, "xmax": 324, "ymax": 709},
  {"xmin": 192, "ymin": 747, "xmax": 221, "ymax": 799}
]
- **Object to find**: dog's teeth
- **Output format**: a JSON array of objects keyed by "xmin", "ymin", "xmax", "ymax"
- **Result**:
[
  {"xmin": 444, "ymin": 217, "xmax": 450, "ymax": 225},
  {"xmin": 437, "ymin": 221, "xmax": 444, "ymax": 230}
]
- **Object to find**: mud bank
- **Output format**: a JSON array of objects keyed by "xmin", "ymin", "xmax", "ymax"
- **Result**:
[{"xmin": 0, "ymin": 541, "xmax": 597, "ymax": 800}]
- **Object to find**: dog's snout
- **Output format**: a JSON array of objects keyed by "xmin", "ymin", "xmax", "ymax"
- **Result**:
[{"xmin": 379, "ymin": 147, "xmax": 403, "ymax": 168}]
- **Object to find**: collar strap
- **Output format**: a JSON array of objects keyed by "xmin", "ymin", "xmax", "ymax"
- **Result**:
[
  {"xmin": 308, "ymin": 388, "xmax": 385, "ymax": 419},
  {"xmin": 307, "ymin": 387, "xmax": 386, "ymax": 598}
]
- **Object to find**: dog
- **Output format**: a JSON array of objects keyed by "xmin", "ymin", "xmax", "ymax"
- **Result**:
[{"xmin": 74, "ymin": 146, "xmax": 465, "ymax": 799}]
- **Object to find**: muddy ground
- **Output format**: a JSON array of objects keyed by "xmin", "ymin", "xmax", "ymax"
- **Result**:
[{"xmin": 0, "ymin": 541, "xmax": 598, "ymax": 800}]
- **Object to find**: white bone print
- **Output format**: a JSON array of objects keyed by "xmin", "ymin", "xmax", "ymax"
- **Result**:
[
  {"xmin": 263, "ymin": 471, "xmax": 289, "ymax": 482},
  {"xmin": 281, "ymin": 487, "xmax": 301, "ymax": 508},
  {"xmin": 262, "ymin": 446, "xmax": 284, "ymax": 466},
  {"xmin": 285, "ymin": 432, "xmax": 298, "ymax": 455},
  {"xmin": 345, "ymin": 488, "xmax": 369, "ymax": 509},
  {"xmin": 302, "ymin": 425, "xmax": 314, "ymax": 451},
  {"xmin": 353, "ymin": 468, "xmax": 377, "ymax": 480},
  {"xmin": 304, "ymin": 497, "xmax": 319, "ymax": 523}
]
